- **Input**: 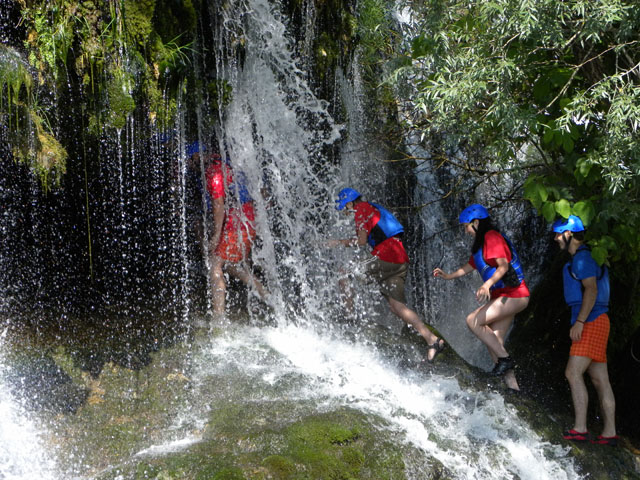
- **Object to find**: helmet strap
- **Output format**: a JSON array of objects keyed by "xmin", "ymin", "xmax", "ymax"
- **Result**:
[{"xmin": 562, "ymin": 231, "xmax": 573, "ymax": 251}]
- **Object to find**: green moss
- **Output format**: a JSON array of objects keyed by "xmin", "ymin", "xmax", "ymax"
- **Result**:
[
  {"xmin": 208, "ymin": 79, "xmax": 233, "ymax": 112},
  {"xmin": 0, "ymin": 45, "xmax": 32, "ymax": 106},
  {"xmin": 106, "ymin": 71, "xmax": 136, "ymax": 130},
  {"xmin": 262, "ymin": 455, "xmax": 297, "ymax": 476},
  {"xmin": 152, "ymin": 0, "xmax": 197, "ymax": 45},
  {"xmin": 124, "ymin": 0, "xmax": 157, "ymax": 48}
]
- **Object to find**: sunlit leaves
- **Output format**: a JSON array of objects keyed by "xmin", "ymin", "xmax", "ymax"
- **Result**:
[
  {"xmin": 572, "ymin": 200, "xmax": 596, "ymax": 226},
  {"xmin": 392, "ymin": 0, "xmax": 640, "ymax": 265}
]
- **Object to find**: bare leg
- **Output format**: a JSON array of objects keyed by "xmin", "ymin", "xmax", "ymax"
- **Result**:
[
  {"xmin": 338, "ymin": 275, "xmax": 355, "ymax": 315},
  {"xmin": 488, "ymin": 315, "xmax": 520, "ymax": 390},
  {"xmin": 565, "ymin": 355, "xmax": 592, "ymax": 433},
  {"xmin": 466, "ymin": 296, "xmax": 529, "ymax": 359},
  {"xmin": 587, "ymin": 362, "xmax": 616, "ymax": 437},
  {"xmin": 388, "ymin": 297, "xmax": 441, "ymax": 360},
  {"xmin": 210, "ymin": 254, "xmax": 226, "ymax": 315},
  {"xmin": 226, "ymin": 263, "xmax": 268, "ymax": 300}
]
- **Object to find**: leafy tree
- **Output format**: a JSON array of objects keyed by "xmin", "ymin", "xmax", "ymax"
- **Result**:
[{"xmin": 389, "ymin": 0, "xmax": 640, "ymax": 266}]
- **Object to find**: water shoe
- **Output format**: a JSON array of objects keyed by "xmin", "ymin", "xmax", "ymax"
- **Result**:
[
  {"xmin": 591, "ymin": 435, "xmax": 618, "ymax": 446},
  {"xmin": 491, "ymin": 356, "xmax": 515, "ymax": 376},
  {"xmin": 426, "ymin": 337, "xmax": 446, "ymax": 363},
  {"xmin": 562, "ymin": 429, "xmax": 589, "ymax": 442}
]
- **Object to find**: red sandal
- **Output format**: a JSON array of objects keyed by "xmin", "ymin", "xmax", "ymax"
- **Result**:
[
  {"xmin": 591, "ymin": 435, "xmax": 618, "ymax": 446},
  {"xmin": 562, "ymin": 429, "xmax": 589, "ymax": 442}
]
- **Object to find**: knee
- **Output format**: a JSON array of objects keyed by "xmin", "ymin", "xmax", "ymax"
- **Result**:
[
  {"xmin": 465, "ymin": 313, "xmax": 477, "ymax": 329},
  {"xmin": 565, "ymin": 366, "xmax": 581, "ymax": 385}
]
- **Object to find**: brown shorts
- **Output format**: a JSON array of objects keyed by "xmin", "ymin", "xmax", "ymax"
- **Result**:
[
  {"xmin": 570, "ymin": 313, "xmax": 609, "ymax": 363},
  {"xmin": 364, "ymin": 257, "xmax": 407, "ymax": 304}
]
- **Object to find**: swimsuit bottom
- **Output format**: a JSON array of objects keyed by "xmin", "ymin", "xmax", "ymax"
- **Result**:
[
  {"xmin": 570, "ymin": 313, "xmax": 610, "ymax": 363},
  {"xmin": 215, "ymin": 225, "xmax": 256, "ymax": 263}
]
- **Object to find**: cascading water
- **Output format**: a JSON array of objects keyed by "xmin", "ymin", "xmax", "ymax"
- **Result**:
[
  {"xmin": 0, "ymin": 330, "xmax": 57, "ymax": 480},
  {"xmin": 0, "ymin": 0, "xmax": 591, "ymax": 478}
]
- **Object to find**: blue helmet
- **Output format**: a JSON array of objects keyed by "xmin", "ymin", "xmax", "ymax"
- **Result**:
[
  {"xmin": 459, "ymin": 204, "xmax": 490, "ymax": 224},
  {"xmin": 335, "ymin": 188, "xmax": 361, "ymax": 210},
  {"xmin": 552, "ymin": 215, "xmax": 585, "ymax": 233}
]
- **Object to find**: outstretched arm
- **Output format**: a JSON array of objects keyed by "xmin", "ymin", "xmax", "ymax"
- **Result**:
[
  {"xmin": 328, "ymin": 227, "xmax": 368, "ymax": 248},
  {"xmin": 433, "ymin": 262, "xmax": 473, "ymax": 280}
]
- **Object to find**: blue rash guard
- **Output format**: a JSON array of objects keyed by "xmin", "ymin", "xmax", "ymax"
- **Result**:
[
  {"xmin": 563, "ymin": 246, "xmax": 609, "ymax": 325},
  {"xmin": 366, "ymin": 203, "xmax": 404, "ymax": 248}
]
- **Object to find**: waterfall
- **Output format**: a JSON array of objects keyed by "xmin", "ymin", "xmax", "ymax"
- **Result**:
[
  {"xmin": 0, "ymin": 330, "xmax": 57, "ymax": 480},
  {"xmin": 201, "ymin": 0, "xmax": 343, "ymax": 322},
  {"xmin": 0, "ymin": 0, "xmax": 597, "ymax": 478}
]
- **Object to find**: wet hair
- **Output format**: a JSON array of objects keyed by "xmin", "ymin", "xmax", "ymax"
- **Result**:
[{"xmin": 471, "ymin": 217, "xmax": 499, "ymax": 254}]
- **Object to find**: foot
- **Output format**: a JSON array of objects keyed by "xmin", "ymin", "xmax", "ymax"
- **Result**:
[
  {"xmin": 426, "ymin": 338, "xmax": 446, "ymax": 363},
  {"xmin": 491, "ymin": 356, "xmax": 515, "ymax": 376},
  {"xmin": 563, "ymin": 429, "xmax": 589, "ymax": 442},
  {"xmin": 591, "ymin": 434, "xmax": 618, "ymax": 446}
]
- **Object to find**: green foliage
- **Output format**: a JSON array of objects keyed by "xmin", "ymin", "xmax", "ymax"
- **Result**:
[
  {"xmin": 1, "ymin": 44, "xmax": 66, "ymax": 190},
  {"xmin": 391, "ymin": 0, "xmax": 640, "ymax": 266},
  {"xmin": 12, "ymin": 0, "xmax": 200, "ymax": 186}
]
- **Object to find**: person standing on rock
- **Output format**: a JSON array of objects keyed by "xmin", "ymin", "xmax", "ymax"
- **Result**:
[
  {"xmin": 329, "ymin": 188, "xmax": 445, "ymax": 363},
  {"xmin": 433, "ymin": 204, "xmax": 529, "ymax": 392},
  {"xmin": 552, "ymin": 215, "xmax": 618, "ymax": 446}
]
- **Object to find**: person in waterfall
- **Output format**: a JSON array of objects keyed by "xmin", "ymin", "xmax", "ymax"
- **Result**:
[
  {"xmin": 432, "ymin": 204, "xmax": 529, "ymax": 390},
  {"xmin": 204, "ymin": 147, "xmax": 268, "ymax": 315},
  {"xmin": 329, "ymin": 188, "xmax": 445, "ymax": 363},
  {"xmin": 552, "ymin": 215, "xmax": 617, "ymax": 446}
]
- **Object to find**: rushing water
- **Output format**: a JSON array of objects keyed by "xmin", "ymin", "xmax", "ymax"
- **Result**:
[
  {"xmin": 0, "ymin": 0, "xmax": 588, "ymax": 478},
  {"xmin": 0, "ymin": 330, "xmax": 57, "ymax": 480}
]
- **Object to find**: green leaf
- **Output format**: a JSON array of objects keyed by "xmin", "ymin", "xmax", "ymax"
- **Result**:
[
  {"xmin": 575, "ymin": 158, "xmax": 592, "ymax": 178},
  {"xmin": 562, "ymin": 136, "xmax": 574, "ymax": 153},
  {"xmin": 542, "ymin": 201, "xmax": 556, "ymax": 222},
  {"xmin": 572, "ymin": 201, "xmax": 595, "ymax": 226},
  {"xmin": 523, "ymin": 177, "xmax": 549, "ymax": 209},
  {"xmin": 542, "ymin": 127, "xmax": 555, "ymax": 145},
  {"xmin": 555, "ymin": 199, "xmax": 571, "ymax": 218},
  {"xmin": 591, "ymin": 246, "xmax": 608, "ymax": 266}
]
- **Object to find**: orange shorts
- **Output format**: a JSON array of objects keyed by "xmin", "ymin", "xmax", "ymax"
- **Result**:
[
  {"xmin": 215, "ymin": 227, "xmax": 255, "ymax": 263},
  {"xmin": 570, "ymin": 313, "xmax": 609, "ymax": 363}
]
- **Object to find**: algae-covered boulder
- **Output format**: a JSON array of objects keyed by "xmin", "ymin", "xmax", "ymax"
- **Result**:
[{"xmin": 95, "ymin": 405, "xmax": 441, "ymax": 480}]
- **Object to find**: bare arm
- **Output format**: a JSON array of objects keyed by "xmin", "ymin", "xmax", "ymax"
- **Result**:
[
  {"xmin": 433, "ymin": 262, "xmax": 474, "ymax": 280},
  {"xmin": 475, "ymin": 257, "xmax": 509, "ymax": 302},
  {"xmin": 328, "ymin": 227, "xmax": 368, "ymax": 248},
  {"xmin": 570, "ymin": 276, "xmax": 598, "ymax": 341}
]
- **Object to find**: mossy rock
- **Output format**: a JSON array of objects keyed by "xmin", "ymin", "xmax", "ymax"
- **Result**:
[{"xmin": 92, "ymin": 404, "xmax": 414, "ymax": 480}]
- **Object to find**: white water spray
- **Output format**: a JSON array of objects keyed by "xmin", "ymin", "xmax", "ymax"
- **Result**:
[{"xmin": 0, "ymin": 330, "xmax": 57, "ymax": 480}]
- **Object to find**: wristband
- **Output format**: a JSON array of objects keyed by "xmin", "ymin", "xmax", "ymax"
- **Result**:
[{"xmin": 576, "ymin": 320, "xmax": 585, "ymax": 324}]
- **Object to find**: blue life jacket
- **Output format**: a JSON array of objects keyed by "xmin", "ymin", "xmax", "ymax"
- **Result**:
[
  {"xmin": 472, "ymin": 234, "xmax": 525, "ymax": 290},
  {"xmin": 231, "ymin": 170, "xmax": 253, "ymax": 204},
  {"xmin": 563, "ymin": 246, "xmax": 609, "ymax": 307},
  {"xmin": 367, "ymin": 203, "xmax": 404, "ymax": 248},
  {"xmin": 221, "ymin": 157, "xmax": 253, "ymax": 205}
]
